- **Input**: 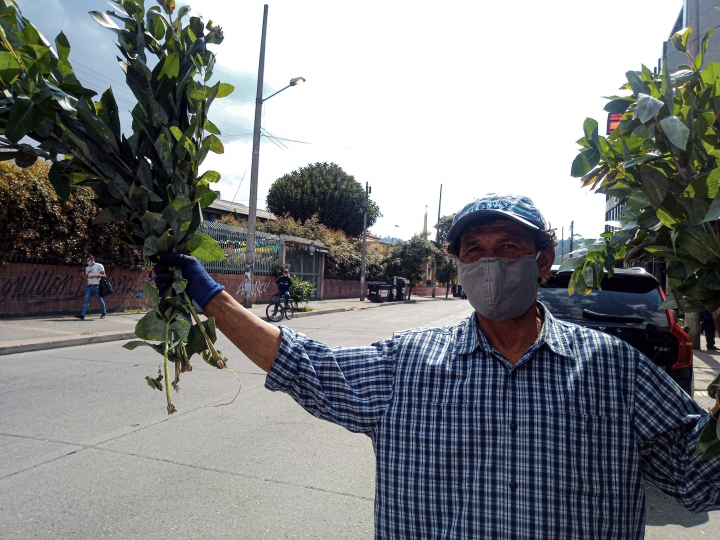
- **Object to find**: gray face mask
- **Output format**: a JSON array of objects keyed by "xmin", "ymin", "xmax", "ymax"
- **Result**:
[{"xmin": 457, "ymin": 253, "xmax": 540, "ymax": 321}]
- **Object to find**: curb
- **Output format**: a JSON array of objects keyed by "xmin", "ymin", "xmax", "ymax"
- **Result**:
[
  {"xmin": 0, "ymin": 299, "xmax": 433, "ymax": 355},
  {"xmin": 0, "ymin": 331, "xmax": 138, "ymax": 356}
]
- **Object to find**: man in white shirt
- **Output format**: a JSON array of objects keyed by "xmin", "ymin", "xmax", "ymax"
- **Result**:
[{"xmin": 75, "ymin": 254, "xmax": 107, "ymax": 320}]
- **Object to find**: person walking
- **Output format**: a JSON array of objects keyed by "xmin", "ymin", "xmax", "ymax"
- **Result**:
[
  {"xmin": 154, "ymin": 194, "xmax": 720, "ymax": 539},
  {"xmin": 76, "ymin": 254, "xmax": 107, "ymax": 320},
  {"xmin": 700, "ymin": 310, "xmax": 718, "ymax": 351}
]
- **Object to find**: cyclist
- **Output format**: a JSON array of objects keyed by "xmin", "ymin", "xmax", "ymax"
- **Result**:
[{"xmin": 275, "ymin": 268, "xmax": 293, "ymax": 308}]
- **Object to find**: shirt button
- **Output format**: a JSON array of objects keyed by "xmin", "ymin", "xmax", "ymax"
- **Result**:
[
  {"xmin": 510, "ymin": 422, "xmax": 517, "ymax": 432},
  {"xmin": 510, "ymin": 481, "xmax": 518, "ymax": 491}
]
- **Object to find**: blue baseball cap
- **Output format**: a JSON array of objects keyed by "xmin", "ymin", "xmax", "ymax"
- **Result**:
[{"xmin": 446, "ymin": 194, "xmax": 547, "ymax": 243}]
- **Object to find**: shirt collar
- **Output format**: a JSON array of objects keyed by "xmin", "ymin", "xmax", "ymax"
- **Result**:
[{"xmin": 455, "ymin": 303, "xmax": 575, "ymax": 359}]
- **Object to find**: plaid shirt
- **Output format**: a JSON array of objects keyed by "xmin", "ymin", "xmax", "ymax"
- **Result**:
[{"xmin": 265, "ymin": 306, "xmax": 720, "ymax": 539}]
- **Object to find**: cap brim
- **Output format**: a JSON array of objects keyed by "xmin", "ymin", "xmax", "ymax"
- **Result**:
[{"xmin": 446, "ymin": 209, "xmax": 540, "ymax": 244}]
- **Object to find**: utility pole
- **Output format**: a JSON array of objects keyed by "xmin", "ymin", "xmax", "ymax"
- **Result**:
[
  {"xmin": 569, "ymin": 221, "xmax": 574, "ymax": 255},
  {"xmin": 561, "ymin": 227, "xmax": 564, "ymax": 261},
  {"xmin": 360, "ymin": 182, "xmax": 370, "ymax": 301},
  {"xmin": 244, "ymin": 4, "xmax": 268, "ymax": 308},
  {"xmin": 431, "ymin": 184, "xmax": 442, "ymax": 298}
]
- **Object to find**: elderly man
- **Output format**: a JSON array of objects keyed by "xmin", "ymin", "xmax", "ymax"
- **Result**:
[{"xmin": 156, "ymin": 194, "xmax": 720, "ymax": 539}]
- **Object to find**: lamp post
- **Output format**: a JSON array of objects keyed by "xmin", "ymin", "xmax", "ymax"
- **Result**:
[
  {"xmin": 360, "ymin": 182, "xmax": 371, "ymax": 301},
  {"xmin": 431, "ymin": 184, "xmax": 442, "ymax": 298},
  {"xmin": 244, "ymin": 4, "xmax": 305, "ymax": 308}
]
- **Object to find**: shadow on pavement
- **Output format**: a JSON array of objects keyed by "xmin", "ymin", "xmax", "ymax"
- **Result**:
[{"xmin": 644, "ymin": 484, "xmax": 710, "ymax": 527}]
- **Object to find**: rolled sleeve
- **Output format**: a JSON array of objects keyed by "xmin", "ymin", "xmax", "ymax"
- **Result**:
[
  {"xmin": 634, "ymin": 354, "xmax": 720, "ymax": 512},
  {"xmin": 265, "ymin": 326, "xmax": 396, "ymax": 435}
]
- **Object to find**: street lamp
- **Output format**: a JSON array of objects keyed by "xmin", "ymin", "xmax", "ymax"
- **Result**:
[{"xmin": 244, "ymin": 4, "xmax": 305, "ymax": 308}]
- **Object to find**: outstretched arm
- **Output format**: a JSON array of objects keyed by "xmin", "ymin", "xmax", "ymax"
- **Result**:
[
  {"xmin": 204, "ymin": 290, "xmax": 281, "ymax": 372},
  {"xmin": 155, "ymin": 254, "xmax": 281, "ymax": 372}
]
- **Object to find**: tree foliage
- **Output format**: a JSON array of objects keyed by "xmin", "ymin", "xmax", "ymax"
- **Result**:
[
  {"xmin": 567, "ymin": 27, "xmax": 720, "ymax": 456},
  {"xmin": 383, "ymin": 233, "xmax": 439, "ymax": 297},
  {"xmin": 263, "ymin": 214, "xmax": 388, "ymax": 280},
  {"xmin": 0, "ymin": 0, "xmax": 237, "ymax": 414},
  {"xmin": 0, "ymin": 159, "xmax": 145, "ymax": 267},
  {"xmin": 266, "ymin": 162, "xmax": 381, "ymax": 237}
]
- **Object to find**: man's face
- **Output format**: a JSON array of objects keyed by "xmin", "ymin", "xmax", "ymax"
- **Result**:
[
  {"xmin": 86, "ymin": 258, "xmax": 93, "ymax": 265},
  {"xmin": 283, "ymin": 271, "xmax": 289, "ymax": 277},
  {"xmin": 457, "ymin": 218, "xmax": 555, "ymax": 278},
  {"xmin": 458, "ymin": 219, "xmax": 536, "ymax": 263}
]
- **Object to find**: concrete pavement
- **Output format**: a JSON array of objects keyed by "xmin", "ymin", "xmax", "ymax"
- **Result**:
[{"xmin": 0, "ymin": 295, "xmax": 439, "ymax": 355}]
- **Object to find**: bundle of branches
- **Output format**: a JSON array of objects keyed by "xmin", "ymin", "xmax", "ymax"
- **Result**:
[
  {"xmin": 0, "ymin": 0, "xmax": 236, "ymax": 414},
  {"xmin": 567, "ymin": 28, "xmax": 720, "ymax": 457}
]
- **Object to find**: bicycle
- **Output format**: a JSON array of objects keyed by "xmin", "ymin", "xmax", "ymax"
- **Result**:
[{"xmin": 266, "ymin": 293, "xmax": 295, "ymax": 322}]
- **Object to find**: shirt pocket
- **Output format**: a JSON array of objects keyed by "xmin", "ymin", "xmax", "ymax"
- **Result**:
[
  {"xmin": 549, "ymin": 410, "xmax": 620, "ymax": 498},
  {"xmin": 406, "ymin": 400, "xmax": 480, "ymax": 485}
]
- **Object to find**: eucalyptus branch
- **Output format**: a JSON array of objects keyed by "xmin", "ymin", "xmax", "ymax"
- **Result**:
[
  {"xmin": 182, "ymin": 290, "xmax": 226, "ymax": 369},
  {"xmin": 163, "ymin": 320, "xmax": 176, "ymax": 415}
]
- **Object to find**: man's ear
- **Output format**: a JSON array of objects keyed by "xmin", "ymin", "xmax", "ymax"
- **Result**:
[{"xmin": 537, "ymin": 247, "xmax": 555, "ymax": 279}]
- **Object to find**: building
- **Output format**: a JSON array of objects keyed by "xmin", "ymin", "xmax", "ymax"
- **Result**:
[
  {"xmin": 202, "ymin": 191, "xmax": 276, "ymax": 223},
  {"xmin": 664, "ymin": 0, "xmax": 720, "ymax": 72}
]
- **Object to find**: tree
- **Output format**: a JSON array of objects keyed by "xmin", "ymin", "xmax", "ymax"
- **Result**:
[
  {"xmin": 567, "ymin": 27, "xmax": 720, "ymax": 457},
  {"xmin": 0, "ymin": 0, "xmax": 235, "ymax": 414},
  {"xmin": 384, "ymin": 233, "xmax": 439, "ymax": 299},
  {"xmin": 266, "ymin": 162, "xmax": 381, "ymax": 237},
  {"xmin": 434, "ymin": 214, "xmax": 454, "ymax": 247},
  {"xmin": 435, "ymin": 255, "xmax": 457, "ymax": 298}
]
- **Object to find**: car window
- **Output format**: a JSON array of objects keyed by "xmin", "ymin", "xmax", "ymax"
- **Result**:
[{"xmin": 537, "ymin": 284, "xmax": 669, "ymax": 329}]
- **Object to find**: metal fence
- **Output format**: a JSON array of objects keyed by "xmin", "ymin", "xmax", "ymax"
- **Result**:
[{"xmin": 198, "ymin": 221, "xmax": 281, "ymax": 275}]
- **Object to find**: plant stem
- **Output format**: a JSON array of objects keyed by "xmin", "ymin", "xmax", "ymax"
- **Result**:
[
  {"xmin": 163, "ymin": 320, "xmax": 176, "ymax": 414},
  {"xmin": 182, "ymin": 290, "xmax": 225, "ymax": 369}
]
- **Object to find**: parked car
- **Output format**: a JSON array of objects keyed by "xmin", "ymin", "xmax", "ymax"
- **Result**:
[{"xmin": 537, "ymin": 266, "xmax": 694, "ymax": 396}]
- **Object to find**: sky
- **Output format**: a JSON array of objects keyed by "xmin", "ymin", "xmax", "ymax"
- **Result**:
[{"xmin": 20, "ymin": 0, "xmax": 686, "ymax": 241}]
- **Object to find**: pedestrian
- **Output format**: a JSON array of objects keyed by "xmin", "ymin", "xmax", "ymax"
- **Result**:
[
  {"xmin": 154, "ymin": 194, "xmax": 720, "ymax": 539},
  {"xmin": 275, "ymin": 267, "xmax": 293, "ymax": 307},
  {"xmin": 700, "ymin": 310, "xmax": 718, "ymax": 351},
  {"xmin": 76, "ymin": 254, "xmax": 107, "ymax": 320}
]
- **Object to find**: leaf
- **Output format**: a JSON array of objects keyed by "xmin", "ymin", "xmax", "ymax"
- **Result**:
[
  {"xmin": 48, "ymin": 162, "xmax": 71, "ymax": 200},
  {"xmin": 626, "ymin": 70, "xmax": 650, "ymax": 95},
  {"xmin": 194, "ymin": 183, "xmax": 217, "ymax": 208},
  {"xmin": 670, "ymin": 27, "xmax": 692, "ymax": 53},
  {"xmin": 0, "ymin": 51, "xmax": 22, "ymax": 86},
  {"xmin": 634, "ymin": 93, "xmax": 664, "ymax": 124},
  {"xmin": 659, "ymin": 116, "xmax": 690, "ymax": 149},
  {"xmin": 603, "ymin": 99, "xmax": 633, "ymax": 114},
  {"xmin": 216, "ymin": 83, "xmax": 235, "ymax": 98},
  {"xmin": 187, "ymin": 231, "xmax": 226, "ymax": 262},
  {"xmin": 89, "ymin": 11, "xmax": 121, "ymax": 31},
  {"xmin": 204, "ymin": 119, "xmax": 221, "ymax": 135},
  {"xmin": 199, "ymin": 170, "xmax": 221, "ymax": 183},
  {"xmin": 14, "ymin": 152, "xmax": 37, "ymax": 168},
  {"xmin": 570, "ymin": 147, "xmax": 600, "ymax": 178},
  {"xmin": 93, "ymin": 206, "xmax": 127, "ymax": 224},
  {"xmin": 703, "ymin": 196, "xmax": 720, "ymax": 222},
  {"xmin": 208, "ymin": 134, "xmax": 224, "ymax": 154},
  {"xmin": 638, "ymin": 167, "xmax": 670, "ymax": 208},
  {"xmin": 124, "ymin": 341, "xmax": 165, "ymax": 355},
  {"xmin": 169, "ymin": 318, "xmax": 191, "ymax": 343},
  {"xmin": 158, "ymin": 0, "xmax": 176, "ymax": 15},
  {"xmin": 143, "ymin": 283, "xmax": 161, "ymax": 310},
  {"xmin": 54, "ymin": 31, "xmax": 71, "ymax": 61},
  {"xmin": 135, "ymin": 312, "xmax": 167, "ymax": 341},
  {"xmin": 558, "ymin": 256, "xmax": 585, "ymax": 272},
  {"xmin": 684, "ymin": 170, "xmax": 720, "ymax": 198},
  {"xmin": 5, "ymin": 97, "xmax": 45, "ymax": 143},
  {"xmin": 157, "ymin": 52, "xmax": 180, "ymax": 80}
]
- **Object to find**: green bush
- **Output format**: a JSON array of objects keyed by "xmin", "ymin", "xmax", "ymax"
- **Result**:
[
  {"xmin": 0, "ymin": 160, "xmax": 146, "ymax": 268},
  {"xmin": 290, "ymin": 276, "xmax": 317, "ymax": 308}
]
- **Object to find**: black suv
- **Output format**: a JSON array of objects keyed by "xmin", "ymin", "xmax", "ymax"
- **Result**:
[{"xmin": 537, "ymin": 267, "xmax": 694, "ymax": 396}]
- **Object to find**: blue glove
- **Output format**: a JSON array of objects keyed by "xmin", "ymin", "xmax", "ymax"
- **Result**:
[{"xmin": 154, "ymin": 254, "xmax": 224, "ymax": 309}]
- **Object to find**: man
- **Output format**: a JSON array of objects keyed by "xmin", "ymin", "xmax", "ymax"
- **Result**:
[
  {"xmin": 275, "ymin": 267, "xmax": 293, "ymax": 308},
  {"xmin": 700, "ymin": 310, "xmax": 718, "ymax": 351},
  {"xmin": 155, "ymin": 194, "xmax": 720, "ymax": 539},
  {"xmin": 76, "ymin": 254, "xmax": 107, "ymax": 320}
]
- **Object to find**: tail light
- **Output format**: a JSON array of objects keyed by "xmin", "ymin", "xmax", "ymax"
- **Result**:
[
  {"xmin": 659, "ymin": 286, "xmax": 693, "ymax": 369},
  {"xmin": 670, "ymin": 323, "xmax": 693, "ymax": 369}
]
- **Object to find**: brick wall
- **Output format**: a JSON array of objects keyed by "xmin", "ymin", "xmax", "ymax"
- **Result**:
[
  {"xmin": 322, "ymin": 279, "xmax": 362, "ymax": 299},
  {"xmin": 0, "ymin": 262, "xmax": 152, "ymax": 315}
]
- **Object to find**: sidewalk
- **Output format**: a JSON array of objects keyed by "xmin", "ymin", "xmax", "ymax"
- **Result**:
[{"xmin": 0, "ymin": 295, "xmax": 443, "ymax": 355}]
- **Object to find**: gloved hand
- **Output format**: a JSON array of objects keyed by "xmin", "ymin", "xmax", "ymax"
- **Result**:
[{"xmin": 153, "ymin": 253, "xmax": 224, "ymax": 309}]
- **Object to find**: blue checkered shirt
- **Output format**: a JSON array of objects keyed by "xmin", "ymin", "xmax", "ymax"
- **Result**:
[{"xmin": 265, "ymin": 306, "xmax": 720, "ymax": 539}]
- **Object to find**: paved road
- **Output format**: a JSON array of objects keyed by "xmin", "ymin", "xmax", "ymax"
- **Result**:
[{"xmin": 1, "ymin": 299, "xmax": 718, "ymax": 538}]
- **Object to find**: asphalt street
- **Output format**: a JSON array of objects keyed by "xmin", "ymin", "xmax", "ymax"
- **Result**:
[{"xmin": 1, "ymin": 298, "xmax": 719, "ymax": 539}]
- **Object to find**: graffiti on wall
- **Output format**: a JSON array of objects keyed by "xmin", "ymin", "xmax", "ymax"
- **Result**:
[
  {"xmin": 235, "ymin": 279, "xmax": 272, "ymax": 300},
  {"xmin": 0, "ymin": 267, "xmax": 144, "ymax": 303}
]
